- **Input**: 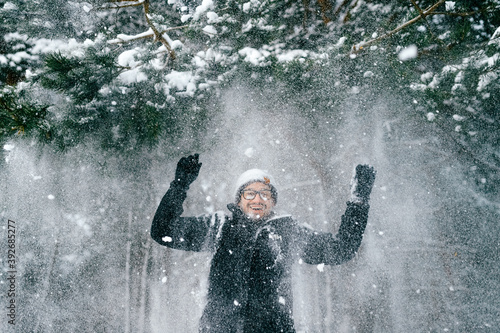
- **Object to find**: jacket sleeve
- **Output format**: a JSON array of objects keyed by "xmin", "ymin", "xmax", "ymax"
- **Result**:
[
  {"xmin": 299, "ymin": 202, "xmax": 370, "ymax": 265},
  {"xmin": 150, "ymin": 181, "xmax": 215, "ymax": 252}
]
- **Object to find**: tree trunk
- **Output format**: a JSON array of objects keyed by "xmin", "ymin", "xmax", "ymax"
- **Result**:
[{"xmin": 124, "ymin": 210, "xmax": 133, "ymax": 333}]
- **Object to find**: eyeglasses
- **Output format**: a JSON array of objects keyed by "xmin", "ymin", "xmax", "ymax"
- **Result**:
[{"xmin": 242, "ymin": 190, "xmax": 272, "ymax": 200}]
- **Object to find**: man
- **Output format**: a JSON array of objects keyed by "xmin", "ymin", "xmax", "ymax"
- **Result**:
[{"xmin": 151, "ymin": 154, "xmax": 376, "ymax": 333}]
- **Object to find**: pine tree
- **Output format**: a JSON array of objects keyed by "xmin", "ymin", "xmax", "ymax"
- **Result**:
[{"xmin": 1, "ymin": 1, "xmax": 500, "ymax": 331}]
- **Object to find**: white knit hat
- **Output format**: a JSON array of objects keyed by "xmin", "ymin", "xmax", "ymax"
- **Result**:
[{"xmin": 233, "ymin": 169, "xmax": 278, "ymax": 204}]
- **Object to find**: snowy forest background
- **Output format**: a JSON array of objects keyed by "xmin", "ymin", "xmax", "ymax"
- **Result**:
[{"xmin": 1, "ymin": 0, "xmax": 499, "ymax": 332}]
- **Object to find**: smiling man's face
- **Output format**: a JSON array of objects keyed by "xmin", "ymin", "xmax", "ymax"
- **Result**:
[{"xmin": 238, "ymin": 182, "xmax": 275, "ymax": 220}]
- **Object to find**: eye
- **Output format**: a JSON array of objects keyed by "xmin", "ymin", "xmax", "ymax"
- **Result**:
[{"xmin": 243, "ymin": 191, "xmax": 257, "ymax": 200}]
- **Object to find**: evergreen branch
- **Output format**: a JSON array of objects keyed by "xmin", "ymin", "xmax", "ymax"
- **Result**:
[
  {"xmin": 108, "ymin": 26, "xmax": 189, "ymax": 45},
  {"xmin": 409, "ymin": 0, "xmax": 428, "ymax": 24},
  {"xmin": 352, "ymin": 0, "xmax": 446, "ymax": 52},
  {"xmin": 427, "ymin": 11, "xmax": 487, "ymax": 17},
  {"xmin": 317, "ymin": 0, "xmax": 333, "ymax": 24},
  {"xmin": 302, "ymin": 0, "xmax": 310, "ymax": 28},
  {"xmin": 0, "ymin": 96, "xmax": 13, "ymax": 113},
  {"xmin": 409, "ymin": 0, "xmax": 445, "ymax": 45},
  {"xmin": 142, "ymin": 0, "xmax": 176, "ymax": 60},
  {"xmin": 343, "ymin": 0, "xmax": 359, "ymax": 23},
  {"xmin": 432, "ymin": 118, "xmax": 500, "ymax": 172},
  {"xmin": 0, "ymin": 89, "xmax": 49, "ymax": 139},
  {"xmin": 332, "ymin": 0, "xmax": 351, "ymax": 20},
  {"xmin": 97, "ymin": 0, "xmax": 145, "ymax": 10},
  {"xmin": 98, "ymin": 4, "xmax": 143, "ymax": 10}
]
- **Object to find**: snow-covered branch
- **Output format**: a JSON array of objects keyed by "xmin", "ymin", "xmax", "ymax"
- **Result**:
[
  {"xmin": 142, "ymin": 0, "xmax": 176, "ymax": 60},
  {"xmin": 98, "ymin": 0, "xmax": 178, "ymax": 59},
  {"xmin": 97, "ymin": 0, "xmax": 145, "ymax": 10},
  {"xmin": 353, "ymin": 0, "xmax": 493, "ymax": 53},
  {"xmin": 353, "ymin": 0, "xmax": 446, "ymax": 52},
  {"xmin": 108, "ymin": 26, "xmax": 188, "ymax": 45}
]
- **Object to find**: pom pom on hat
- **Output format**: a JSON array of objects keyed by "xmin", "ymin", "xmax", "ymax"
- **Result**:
[{"xmin": 234, "ymin": 169, "xmax": 278, "ymax": 204}]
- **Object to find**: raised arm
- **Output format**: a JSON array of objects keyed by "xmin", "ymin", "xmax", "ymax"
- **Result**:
[
  {"xmin": 151, "ymin": 154, "xmax": 211, "ymax": 252},
  {"xmin": 300, "ymin": 165, "xmax": 376, "ymax": 265}
]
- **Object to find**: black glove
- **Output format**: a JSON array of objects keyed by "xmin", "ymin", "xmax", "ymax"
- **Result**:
[
  {"xmin": 174, "ymin": 154, "xmax": 202, "ymax": 187},
  {"xmin": 350, "ymin": 164, "xmax": 376, "ymax": 204}
]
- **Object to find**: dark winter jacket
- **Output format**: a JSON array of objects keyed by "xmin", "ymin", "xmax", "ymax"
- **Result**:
[{"xmin": 151, "ymin": 181, "xmax": 370, "ymax": 333}]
